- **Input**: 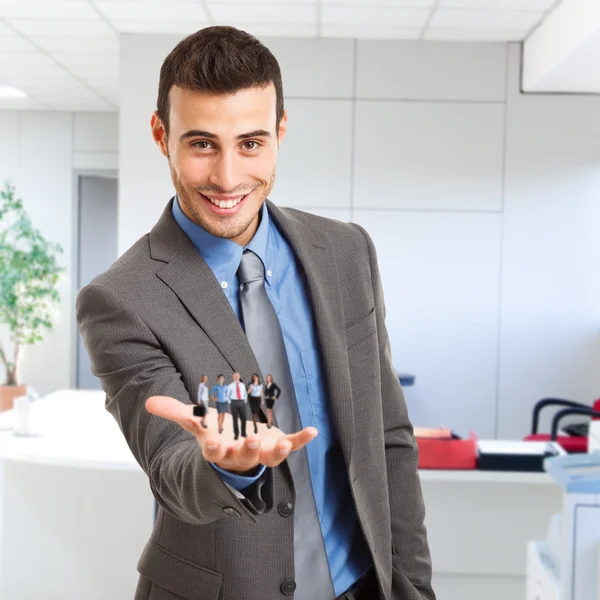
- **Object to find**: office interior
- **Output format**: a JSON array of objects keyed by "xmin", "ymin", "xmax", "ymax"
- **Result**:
[{"xmin": 0, "ymin": 1, "xmax": 599, "ymax": 599}]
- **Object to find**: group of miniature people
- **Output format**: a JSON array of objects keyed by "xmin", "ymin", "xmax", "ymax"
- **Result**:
[{"xmin": 196, "ymin": 372, "xmax": 281, "ymax": 440}]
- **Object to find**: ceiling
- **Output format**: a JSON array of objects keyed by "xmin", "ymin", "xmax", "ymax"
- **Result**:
[{"xmin": 0, "ymin": 0, "xmax": 563, "ymax": 112}]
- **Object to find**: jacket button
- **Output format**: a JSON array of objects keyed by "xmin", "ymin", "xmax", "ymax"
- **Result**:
[
  {"xmin": 223, "ymin": 507, "xmax": 240, "ymax": 517},
  {"xmin": 278, "ymin": 501, "xmax": 293, "ymax": 517},
  {"xmin": 280, "ymin": 579, "xmax": 296, "ymax": 595}
]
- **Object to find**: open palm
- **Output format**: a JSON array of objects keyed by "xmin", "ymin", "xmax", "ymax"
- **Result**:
[{"xmin": 146, "ymin": 395, "xmax": 317, "ymax": 473}]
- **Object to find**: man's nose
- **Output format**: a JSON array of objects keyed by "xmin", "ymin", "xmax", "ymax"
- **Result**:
[{"xmin": 208, "ymin": 150, "xmax": 242, "ymax": 192}]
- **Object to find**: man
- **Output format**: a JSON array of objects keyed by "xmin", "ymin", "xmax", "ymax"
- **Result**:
[
  {"xmin": 76, "ymin": 25, "xmax": 434, "ymax": 600},
  {"xmin": 227, "ymin": 372, "xmax": 248, "ymax": 440},
  {"xmin": 210, "ymin": 373, "xmax": 229, "ymax": 434}
]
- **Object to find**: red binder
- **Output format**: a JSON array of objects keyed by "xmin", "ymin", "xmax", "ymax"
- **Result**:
[{"xmin": 416, "ymin": 430, "xmax": 478, "ymax": 470}]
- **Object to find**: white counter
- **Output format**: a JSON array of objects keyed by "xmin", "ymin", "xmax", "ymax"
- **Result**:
[
  {"xmin": 0, "ymin": 390, "xmax": 563, "ymax": 600},
  {"xmin": 0, "ymin": 389, "xmax": 140, "ymax": 470},
  {"xmin": 0, "ymin": 390, "xmax": 152, "ymax": 600}
]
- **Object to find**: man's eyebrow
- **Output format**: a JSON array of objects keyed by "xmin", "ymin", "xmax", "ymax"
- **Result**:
[
  {"xmin": 179, "ymin": 129, "xmax": 272, "ymax": 142},
  {"xmin": 236, "ymin": 129, "xmax": 272, "ymax": 140},
  {"xmin": 179, "ymin": 130, "xmax": 216, "ymax": 141}
]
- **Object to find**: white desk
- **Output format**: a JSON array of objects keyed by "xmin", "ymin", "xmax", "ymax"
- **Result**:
[
  {"xmin": 0, "ymin": 390, "xmax": 564, "ymax": 600},
  {"xmin": 0, "ymin": 390, "xmax": 153, "ymax": 600}
]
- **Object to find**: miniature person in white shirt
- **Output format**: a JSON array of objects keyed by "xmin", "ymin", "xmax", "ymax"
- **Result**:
[{"xmin": 196, "ymin": 375, "xmax": 209, "ymax": 429}]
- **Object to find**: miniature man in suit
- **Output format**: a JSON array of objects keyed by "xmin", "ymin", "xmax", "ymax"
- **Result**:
[{"xmin": 226, "ymin": 372, "xmax": 248, "ymax": 440}]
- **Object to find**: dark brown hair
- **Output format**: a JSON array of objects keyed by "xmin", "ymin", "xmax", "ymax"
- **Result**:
[{"xmin": 157, "ymin": 26, "xmax": 284, "ymax": 137}]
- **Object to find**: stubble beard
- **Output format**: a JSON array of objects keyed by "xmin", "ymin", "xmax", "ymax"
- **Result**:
[{"xmin": 170, "ymin": 158, "xmax": 277, "ymax": 241}]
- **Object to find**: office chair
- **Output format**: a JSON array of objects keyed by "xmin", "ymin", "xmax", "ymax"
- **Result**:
[{"xmin": 524, "ymin": 397, "xmax": 600, "ymax": 453}]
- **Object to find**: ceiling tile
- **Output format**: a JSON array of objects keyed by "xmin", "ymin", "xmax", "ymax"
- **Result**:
[
  {"xmin": 425, "ymin": 27, "xmax": 529, "ymax": 41},
  {"xmin": 439, "ymin": 0, "xmax": 557, "ymax": 8},
  {"xmin": 208, "ymin": 0, "xmax": 315, "ymax": 3},
  {"xmin": 50, "ymin": 51, "xmax": 119, "ymax": 67},
  {"xmin": 321, "ymin": 25, "xmax": 422, "ymax": 39},
  {"xmin": 321, "ymin": 6, "xmax": 430, "ymax": 27},
  {"xmin": 45, "ymin": 99, "xmax": 116, "ymax": 111},
  {"xmin": 9, "ymin": 19, "xmax": 115, "ymax": 37},
  {"xmin": 0, "ymin": 51, "xmax": 59, "ymax": 70},
  {"xmin": 112, "ymin": 20, "xmax": 202, "ymax": 34},
  {"xmin": 19, "ymin": 80, "xmax": 92, "ymax": 94},
  {"xmin": 233, "ymin": 23, "xmax": 318, "ymax": 37},
  {"xmin": 31, "ymin": 35, "xmax": 119, "ymax": 53},
  {"xmin": 82, "ymin": 76, "xmax": 119, "ymax": 89},
  {"xmin": 0, "ymin": 34, "xmax": 38, "ymax": 52},
  {"xmin": 430, "ymin": 9, "xmax": 545, "ymax": 29},
  {"xmin": 0, "ymin": 96, "xmax": 48, "ymax": 109},
  {"xmin": 1, "ymin": 74, "xmax": 79, "ymax": 88},
  {"xmin": 0, "ymin": 1, "xmax": 100, "ymax": 20},
  {"xmin": 323, "ymin": 0, "xmax": 434, "ymax": 5},
  {"xmin": 208, "ymin": 3, "xmax": 317, "ymax": 24},
  {"xmin": 68, "ymin": 63, "xmax": 120, "ymax": 79},
  {"xmin": 94, "ymin": 1, "xmax": 208, "ymax": 22},
  {"xmin": 86, "ymin": 84, "xmax": 119, "ymax": 98},
  {"xmin": 43, "ymin": 92, "xmax": 102, "ymax": 104}
]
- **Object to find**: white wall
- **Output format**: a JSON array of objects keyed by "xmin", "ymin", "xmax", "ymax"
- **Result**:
[
  {"xmin": 121, "ymin": 35, "xmax": 600, "ymax": 439},
  {"xmin": 499, "ymin": 45, "xmax": 600, "ymax": 438},
  {"xmin": 0, "ymin": 111, "xmax": 118, "ymax": 396}
]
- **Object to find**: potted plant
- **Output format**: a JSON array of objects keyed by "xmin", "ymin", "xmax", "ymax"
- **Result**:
[{"xmin": 0, "ymin": 180, "xmax": 66, "ymax": 411}]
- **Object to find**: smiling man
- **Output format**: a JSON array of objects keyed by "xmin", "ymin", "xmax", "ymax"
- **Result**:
[{"xmin": 76, "ymin": 26, "xmax": 434, "ymax": 600}]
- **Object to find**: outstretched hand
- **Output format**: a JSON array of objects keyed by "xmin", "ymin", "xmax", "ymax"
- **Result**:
[{"xmin": 145, "ymin": 396, "xmax": 318, "ymax": 474}]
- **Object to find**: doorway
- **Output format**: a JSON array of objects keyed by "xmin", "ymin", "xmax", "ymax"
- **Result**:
[{"xmin": 75, "ymin": 173, "xmax": 118, "ymax": 389}]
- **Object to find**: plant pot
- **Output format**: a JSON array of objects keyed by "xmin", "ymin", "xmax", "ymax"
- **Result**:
[{"xmin": 0, "ymin": 384, "xmax": 28, "ymax": 412}]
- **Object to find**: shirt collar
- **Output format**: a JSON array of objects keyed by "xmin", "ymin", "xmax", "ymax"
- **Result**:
[{"xmin": 172, "ymin": 195, "xmax": 272, "ymax": 288}]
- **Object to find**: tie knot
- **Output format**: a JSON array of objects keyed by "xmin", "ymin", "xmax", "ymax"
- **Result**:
[{"xmin": 237, "ymin": 250, "xmax": 265, "ymax": 285}]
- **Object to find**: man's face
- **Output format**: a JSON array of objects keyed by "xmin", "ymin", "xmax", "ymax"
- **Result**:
[
  {"xmin": 151, "ymin": 84, "xmax": 287, "ymax": 246},
  {"xmin": 218, "ymin": 376, "xmax": 224, "ymax": 385},
  {"xmin": 233, "ymin": 373, "xmax": 240, "ymax": 382}
]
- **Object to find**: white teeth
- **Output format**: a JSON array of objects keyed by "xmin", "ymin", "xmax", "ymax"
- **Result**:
[{"xmin": 206, "ymin": 195, "xmax": 244, "ymax": 209}]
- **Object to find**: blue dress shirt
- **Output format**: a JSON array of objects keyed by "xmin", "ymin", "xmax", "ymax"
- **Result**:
[
  {"xmin": 209, "ymin": 384, "xmax": 228, "ymax": 404},
  {"xmin": 172, "ymin": 196, "xmax": 372, "ymax": 595}
]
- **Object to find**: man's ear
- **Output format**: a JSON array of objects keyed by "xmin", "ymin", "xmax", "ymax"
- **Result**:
[
  {"xmin": 150, "ymin": 111, "xmax": 169, "ymax": 158},
  {"xmin": 277, "ymin": 109, "xmax": 288, "ymax": 147}
]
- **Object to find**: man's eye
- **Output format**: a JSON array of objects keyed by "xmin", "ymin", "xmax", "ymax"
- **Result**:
[
  {"xmin": 243, "ymin": 141, "xmax": 259, "ymax": 151},
  {"xmin": 193, "ymin": 141, "xmax": 211, "ymax": 149}
]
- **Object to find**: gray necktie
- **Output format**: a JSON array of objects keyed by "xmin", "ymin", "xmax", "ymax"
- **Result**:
[{"xmin": 237, "ymin": 249, "xmax": 335, "ymax": 600}]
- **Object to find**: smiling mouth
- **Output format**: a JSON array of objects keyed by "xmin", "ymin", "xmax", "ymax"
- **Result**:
[{"xmin": 199, "ymin": 192, "xmax": 249, "ymax": 210}]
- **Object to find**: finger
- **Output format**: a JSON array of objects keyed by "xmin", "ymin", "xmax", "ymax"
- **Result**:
[
  {"xmin": 283, "ymin": 427, "xmax": 318, "ymax": 451},
  {"xmin": 260, "ymin": 439, "xmax": 292, "ymax": 468},
  {"xmin": 145, "ymin": 395, "xmax": 206, "ymax": 437},
  {"xmin": 202, "ymin": 436, "xmax": 227, "ymax": 464},
  {"xmin": 234, "ymin": 435, "xmax": 262, "ymax": 469}
]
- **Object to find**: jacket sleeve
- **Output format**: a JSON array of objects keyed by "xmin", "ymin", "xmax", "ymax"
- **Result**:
[
  {"xmin": 352, "ymin": 224, "xmax": 436, "ymax": 600},
  {"xmin": 76, "ymin": 281, "xmax": 273, "ymax": 525}
]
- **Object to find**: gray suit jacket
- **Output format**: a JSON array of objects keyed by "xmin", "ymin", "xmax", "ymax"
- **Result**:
[{"xmin": 76, "ymin": 198, "xmax": 435, "ymax": 600}]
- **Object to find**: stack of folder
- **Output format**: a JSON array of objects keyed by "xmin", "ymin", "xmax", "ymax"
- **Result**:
[
  {"xmin": 477, "ymin": 440, "xmax": 565, "ymax": 472},
  {"xmin": 414, "ymin": 428, "xmax": 478, "ymax": 470},
  {"xmin": 414, "ymin": 428, "xmax": 565, "ymax": 472}
]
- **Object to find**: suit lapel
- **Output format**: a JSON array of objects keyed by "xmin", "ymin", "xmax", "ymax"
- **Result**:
[
  {"xmin": 267, "ymin": 201, "xmax": 355, "ymax": 466},
  {"xmin": 149, "ymin": 200, "xmax": 260, "ymax": 381}
]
